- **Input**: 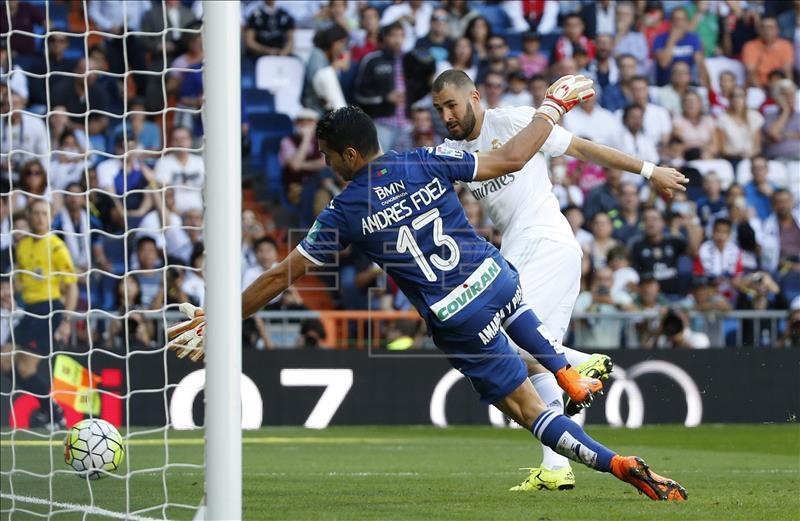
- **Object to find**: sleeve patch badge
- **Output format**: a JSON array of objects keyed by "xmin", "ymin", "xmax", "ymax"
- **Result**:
[{"xmin": 434, "ymin": 145, "xmax": 464, "ymax": 159}]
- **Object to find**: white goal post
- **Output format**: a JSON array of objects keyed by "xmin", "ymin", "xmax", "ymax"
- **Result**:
[{"xmin": 201, "ymin": 2, "xmax": 242, "ymax": 519}]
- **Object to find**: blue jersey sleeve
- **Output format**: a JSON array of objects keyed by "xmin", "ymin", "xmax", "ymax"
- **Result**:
[
  {"xmin": 420, "ymin": 145, "xmax": 478, "ymax": 184},
  {"xmin": 297, "ymin": 201, "xmax": 350, "ymax": 266}
]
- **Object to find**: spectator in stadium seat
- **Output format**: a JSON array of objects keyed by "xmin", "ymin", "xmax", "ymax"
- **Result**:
[
  {"xmin": 654, "ymin": 61, "xmax": 692, "ymax": 117},
  {"xmin": 155, "ymin": 127, "xmax": 204, "ymax": 214},
  {"xmin": 744, "ymin": 156, "xmax": 777, "ymax": 221},
  {"xmin": 586, "ymin": 212, "xmax": 620, "ymax": 270},
  {"xmin": 518, "ymin": 33, "xmax": 549, "ymax": 79},
  {"xmin": 379, "ymin": 0, "xmax": 432, "ymax": 53},
  {"xmin": 686, "ymin": 1, "xmax": 720, "ymax": 58},
  {"xmin": 696, "ymin": 172, "xmax": 726, "ymax": 227},
  {"xmin": 279, "ymin": 108, "xmax": 333, "ymax": 225},
  {"xmin": 304, "ymin": 24, "xmax": 350, "ymax": 116},
  {"xmin": 758, "ymin": 189, "xmax": 800, "ymax": 276},
  {"xmin": 613, "ymin": 2, "xmax": 648, "ymax": 74},
  {"xmin": 26, "ymin": 34, "xmax": 77, "ymax": 108},
  {"xmin": 480, "ymin": 71, "xmax": 506, "ymax": 110},
  {"xmin": 653, "ymin": 7, "xmax": 706, "ymax": 87},
  {"xmin": 437, "ymin": 36, "xmax": 477, "ymax": 82},
  {"xmin": 501, "ymin": 71, "xmax": 533, "ymax": 107},
  {"xmin": 609, "ymin": 182, "xmax": 642, "ymax": 242},
  {"xmin": 476, "ymin": 34, "xmax": 509, "ymax": 86},
  {"xmin": 616, "ymin": 76, "xmax": 672, "ymax": 151},
  {"xmin": 562, "ymin": 95, "xmax": 622, "ymax": 149},
  {"xmin": 0, "ymin": 83, "xmax": 48, "ymax": 181},
  {"xmin": 409, "ymin": 106, "xmax": 439, "ymax": 145},
  {"xmin": 763, "ymin": 79, "xmax": 800, "ymax": 161},
  {"xmin": 51, "ymin": 183, "xmax": 105, "ymax": 283},
  {"xmin": 50, "ymin": 58, "xmax": 113, "ymax": 138},
  {"xmin": 573, "ymin": 266, "xmax": 633, "ymax": 349},
  {"xmin": 584, "ymin": 168, "xmax": 624, "ymax": 222},
  {"xmin": 586, "ymin": 34, "xmax": 618, "ymax": 91},
  {"xmin": 694, "ymin": 217, "xmax": 744, "ymax": 302},
  {"xmin": 563, "ymin": 205, "xmax": 593, "ymax": 252},
  {"xmin": 655, "ymin": 308, "xmax": 711, "ymax": 349},
  {"xmin": 717, "ymin": 86, "xmax": 765, "ymax": 165},
  {"xmin": 48, "ymin": 130, "xmax": 89, "ymax": 193},
  {"xmin": 706, "ymin": 70, "xmax": 737, "ymax": 116},
  {"xmin": 13, "ymin": 160, "xmax": 51, "ymax": 213},
  {"xmin": 181, "ymin": 244, "xmax": 204, "ymax": 308},
  {"xmin": 629, "ymin": 207, "xmax": 692, "ymax": 297},
  {"xmin": 111, "ymin": 98, "xmax": 161, "ymax": 153},
  {"xmin": 244, "ymin": 0, "xmax": 295, "ymax": 58},
  {"xmin": 415, "ymin": 7, "xmax": 454, "ymax": 65},
  {"xmin": 442, "ymin": 0, "xmax": 480, "ymax": 39},
  {"xmin": 528, "ymin": 74, "xmax": 548, "ymax": 108},
  {"xmin": 633, "ymin": 273, "xmax": 668, "ymax": 347},
  {"xmin": 778, "ymin": 1, "xmax": 800, "ymax": 42},
  {"xmin": 138, "ymin": 187, "xmax": 193, "ymax": 266},
  {"xmin": 672, "ymin": 91, "xmax": 718, "ymax": 159},
  {"xmin": 351, "ymin": 5, "xmax": 380, "ymax": 63},
  {"xmin": 464, "ymin": 16, "xmax": 492, "ymax": 62},
  {"xmin": 555, "ymin": 14, "xmax": 596, "ymax": 63},
  {"xmin": 742, "ymin": 16, "xmax": 795, "ymax": 88},
  {"xmin": 354, "ymin": 22, "xmax": 435, "ymax": 152},
  {"xmin": 167, "ymin": 32, "xmax": 204, "ymax": 135},
  {"xmin": 598, "ymin": 54, "xmax": 636, "ymax": 112},
  {"xmin": 735, "ymin": 270, "xmax": 783, "ymax": 345},
  {"xmin": 0, "ymin": 1, "xmax": 44, "ymax": 56},
  {"xmin": 608, "ymin": 245, "xmax": 640, "ymax": 297},
  {"xmin": 108, "ymin": 275, "xmax": 154, "ymax": 350},
  {"xmin": 618, "ymin": 104, "xmax": 660, "ymax": 166},
  {"xmin": 131, "ymin": 236, "xmax": 162, "ymax": 309}
]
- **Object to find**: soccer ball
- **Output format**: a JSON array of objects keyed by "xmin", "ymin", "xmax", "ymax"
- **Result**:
[{"xmin": 64, "ymin": 419, "xmax": 125, "ymax": 479}]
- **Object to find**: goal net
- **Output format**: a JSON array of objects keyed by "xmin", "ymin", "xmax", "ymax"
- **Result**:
[{"xmin": 0, "ymin": 1, "xmax": 231, "ymax": 518}]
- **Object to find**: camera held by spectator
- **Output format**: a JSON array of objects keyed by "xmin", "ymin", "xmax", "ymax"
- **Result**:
[{"xmin": 656, "ymin": 308, "xmax": 710, "ymax": 349}]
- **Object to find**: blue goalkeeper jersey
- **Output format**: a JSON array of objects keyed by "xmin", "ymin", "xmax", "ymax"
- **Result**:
[{"xmin": 297, "ymin": 145, "xmax": 514, "ymax": 327}]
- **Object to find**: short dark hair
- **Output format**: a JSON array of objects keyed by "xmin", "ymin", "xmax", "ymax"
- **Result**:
[
  {"xmin": 137, "ymin": 236, "xmax": 157, "ymax": 251},
  {"xmin": 313, "ymin": 24, "xmax": 349, "ymax": 51},
  {"xmin": 529, "ymin": 73, "xmax": 548, "ymax": 85},
  {"xmin": 564, "ymin": 13, "xmax": 584, "ymax": 23},
  {"xmin": 316, "ymin": 106, "xmax": 380, "ymax": 157},
  {"xmin": 379, "ymin": 21, "xmax": 404, "ymax": 42},
  {"xmin": 622, "ymin": 103, "xmax": 644, "ymax": 120},
  {"xmin": 712, "ymin": 217, "xmax": 732, "ymax": 231},
  {"xmin": 630, "ymin": 75, "xmax": 649, "ymax": 86},
  {"xmin": 432, "ymin": 69, "xmax": 475, "ymax": 93}
]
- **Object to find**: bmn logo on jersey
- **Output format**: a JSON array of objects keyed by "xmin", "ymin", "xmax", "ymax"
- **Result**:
[{"xmin": 373, "ymin": 181, "xmax": 406, "ymax": 201}]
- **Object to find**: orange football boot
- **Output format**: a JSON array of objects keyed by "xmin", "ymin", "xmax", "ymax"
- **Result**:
[
  {"xmin": 554, "ymin": 366, "xmax": 603, "ymax": 408},
  {"xmin": 611, "ymin": 456, "xmax": 688, "ymax": 501}
]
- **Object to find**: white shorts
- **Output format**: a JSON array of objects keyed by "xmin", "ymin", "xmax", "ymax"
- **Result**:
[{"xmin": 503, "ymin": 237, "xmax": 582, "ymax": 343}]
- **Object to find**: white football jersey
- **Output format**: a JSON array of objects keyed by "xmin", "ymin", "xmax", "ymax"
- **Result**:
[{"xmin": 444, "ymin": 106, "xmax": 581, "ymax": 255}]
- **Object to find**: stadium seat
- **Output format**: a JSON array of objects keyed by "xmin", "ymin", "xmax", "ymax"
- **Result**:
[
  {"xmin": 242, "ymin": 56, "xmax": 256, "ymax": 89},
  {"xmin": 476, "ymin": 5, "xmax": 511, "ymax": 33},
  {"xmin": 247, "ymin": 113, "xmax": 293, "ymax": 194},
  {"xmin": 243, "ymin": 88, "xmax": 275, "ymax": 114},
  {"xmin": 292, "ymin": 29, "xmax": 315, "ymax": 63},
  {"xmin": 705, "ymin": 56, "xmax": 745, "ymax": 91},
  {"xmin": 255, "ymin": 56, "xmax": 305, "ymax": 118},
  {"xmin": 735, "ymin": 159, "xmax": 789, "ymax": 187},
  {"xmin": 687, "ymin": 159, "xmax": 735, "ymax": 190}
]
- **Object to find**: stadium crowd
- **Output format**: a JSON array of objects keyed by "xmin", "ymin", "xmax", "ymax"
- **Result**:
[{"xmin": 1, "ymin": 0, "xmax": 799, "ymax": 352}]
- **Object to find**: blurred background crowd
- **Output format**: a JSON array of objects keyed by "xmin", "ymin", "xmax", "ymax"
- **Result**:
[{"xmin": 1, "ymin": 0, "xmax": 799, "ymax": 354}]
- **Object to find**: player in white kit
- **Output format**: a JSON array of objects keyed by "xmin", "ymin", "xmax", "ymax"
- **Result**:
[{"xmin": 431, "ymin": 70, "xmax": 687, "ymax": 491}]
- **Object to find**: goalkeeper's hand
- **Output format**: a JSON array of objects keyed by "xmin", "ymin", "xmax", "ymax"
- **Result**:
[
  {"xmin": 535, "ymin": 75, "xmax": 595, "ymax": 126},
  {"xmin": 167, "ymin": 302, "xmax": 205, "ymax": 362}
]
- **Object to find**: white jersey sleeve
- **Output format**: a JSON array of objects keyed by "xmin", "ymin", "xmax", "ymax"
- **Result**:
[{"xmin": 504, "ymin": 106, "xmax": 573, "ymax": 157}]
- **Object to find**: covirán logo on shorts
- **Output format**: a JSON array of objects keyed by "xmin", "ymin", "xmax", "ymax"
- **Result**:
[{"xmin": 431, "ymin": 258, "xmax": 501, "ymax": 321}]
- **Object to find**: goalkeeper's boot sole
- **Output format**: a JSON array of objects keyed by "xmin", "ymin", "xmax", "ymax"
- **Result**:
[
  {"xmin": 509, "ymin": 467, "xmax": 575, "ymax": 491},
  {"xmin": 611, "ymin": 456, "xmax": 687, "ymax": 501},
  {"xmin": 565, "ymin": 354, "xmax": 613, "ymax": 416},
  {"xmin": 555, "ymin": 366, "xmax": 603, "ymax": 409}
]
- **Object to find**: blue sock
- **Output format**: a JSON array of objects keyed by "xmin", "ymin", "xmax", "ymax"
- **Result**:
[
  {"xmin": 503, "ymin": 307, "xmax": 568, "ymax": 374},
  {"xmin": 531, "ymin": 410, "xmax": 616, "ymax": 472}
]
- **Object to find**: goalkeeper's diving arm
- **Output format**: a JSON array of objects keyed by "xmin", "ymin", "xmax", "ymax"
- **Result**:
[{"xmin": 242, "ymin": 248, "xmax": 316, "ymax": 318}]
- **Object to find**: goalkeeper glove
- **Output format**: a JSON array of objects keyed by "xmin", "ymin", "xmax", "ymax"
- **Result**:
[
  {"xmin": 166, "ymin": 302, "xmax": 205, "ymax": 362},
  {"xmin": 535, "ymin": 75, "xmax": 595, "ymax": 126}
]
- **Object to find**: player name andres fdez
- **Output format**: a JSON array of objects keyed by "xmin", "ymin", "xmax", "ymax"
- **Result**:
[{"xmin": 361, "ymin": 177, "xmax": 446, "ymax": 235}]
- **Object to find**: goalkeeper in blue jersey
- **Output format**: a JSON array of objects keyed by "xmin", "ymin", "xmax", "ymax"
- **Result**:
[{"xmin": 168, "ymin": 76, "xmax": 686, "ymax": 501}]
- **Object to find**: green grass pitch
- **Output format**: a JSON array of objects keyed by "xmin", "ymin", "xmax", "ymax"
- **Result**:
[{"xmin": 1, "ymin": 424, "xmax": 799, "ymax": 520}]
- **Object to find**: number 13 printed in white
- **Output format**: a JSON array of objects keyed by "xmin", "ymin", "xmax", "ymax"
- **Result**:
[{"xmin": 396, "ymin": 208, "xmax": 460, "ymax": 281}]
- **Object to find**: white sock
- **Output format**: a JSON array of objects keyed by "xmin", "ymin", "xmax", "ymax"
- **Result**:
[
  {"xmin": 531, "ymin": 373, "xmax": 570, "ymax": 471},
  {"xmin": 560, "ymin": 345, "xmax": 592, "ymax": 367}
]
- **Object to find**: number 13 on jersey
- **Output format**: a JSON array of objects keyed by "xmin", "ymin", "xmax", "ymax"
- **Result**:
[{"xmin": 396, "ymin": 208, "xmax": 460, "ymax": 281}]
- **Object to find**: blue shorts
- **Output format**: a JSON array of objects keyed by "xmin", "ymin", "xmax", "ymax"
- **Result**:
[{"xmin": 430, "ymin": 270, "xmax": 528, "ymax": 404}]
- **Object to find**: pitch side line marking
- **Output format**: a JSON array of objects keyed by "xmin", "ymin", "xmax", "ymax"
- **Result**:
[{"xmin": 0, "ymin": 493, "xmax": 162, "ymax": 521}]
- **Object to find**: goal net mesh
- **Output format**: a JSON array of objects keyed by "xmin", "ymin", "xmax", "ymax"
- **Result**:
[{"xmin": 2, "ymin": 1, "xmax": 205, "ymax": 518}]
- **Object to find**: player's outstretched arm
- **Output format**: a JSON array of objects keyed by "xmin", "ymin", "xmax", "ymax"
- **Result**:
[
  {"xmin": 565, "ymin": 136, "xmax": 688, "ymax": 197},
  {"xmin": 242, "ymin": 248, "xmax": 316, "ymax": 318},
  {"xmin": 475, "ymin": 75, "xmax": 594, "ymax": 181},
  {"xmin": 166, "ymin": 248, "xmax": 316, "ymax": 361}
]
